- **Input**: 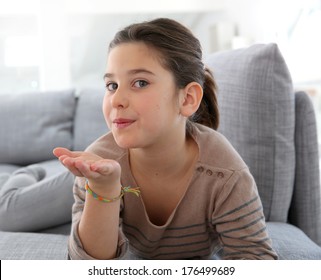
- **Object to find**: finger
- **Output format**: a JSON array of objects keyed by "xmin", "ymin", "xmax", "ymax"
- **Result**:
[
  {"xmin": 90, "ymin": 160, "xmax": 119, "ymax": 175},
  {"xmin": 53, "ymin": 147, "xmax": 84, "ymax": 158},
  {"xmin": 62, "ymin": 157, "xmax": 84, "ymax": 177},
  {"xmin": 58, "ymin": 155, "xmax": 68, "ymax": 162},
  {"xmin": 53, "ymin": 147, "xmax": 70, "ymax": 158},
  {"xmin": 90, "ymin": 162, "xmax": 111, "ymax": 174},
  {"xmin": 74, "ymin": 159, "xmax": 98, "ymax": 179},
  {"xmin": 56, "ymin": 155, "xmax": 83, "ymax": 177}
]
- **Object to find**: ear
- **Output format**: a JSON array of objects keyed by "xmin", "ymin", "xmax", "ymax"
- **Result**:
[{"xmin": 179, "ymin": 82, "xmax": 203, "ymax": 117}]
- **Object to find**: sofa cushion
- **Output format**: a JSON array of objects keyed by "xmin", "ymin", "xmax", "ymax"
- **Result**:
[
  {"xmin": 0, "ymin": 170, "xmax": 74, "ymax": 232},
  {"xmin": 0, "ymin": 89, "xmax": 76, "ymax": 165},
  {"xmin": 205, "ymin": 44, "xmax": 295, "ymax": 222},
  {"xmin": 0, "ymin": 160, "xmax": 65, "ymax": 178},
  {"xmin": 267, "ymin": 222, "xmax": 321, "ymax": 260},
  {"xmin": 36, "ymin": 159, "xmax": 67, "ymax": 178},
  {"xmin": 73, "ymin": 88, "xmax": 109, "ymax": 151},
  {"xmin": 0, "ymin": 164, "xmax": 20, "ymax": 174},
  {"xmin": 38, "ymin": 222, "xmax": 71, "ymax": 235},
  {"xmin": 0, "ymin": 231, "xmax": 68, "ymax": 260}
]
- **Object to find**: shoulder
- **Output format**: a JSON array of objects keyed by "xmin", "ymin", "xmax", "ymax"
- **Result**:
[
  {"xmin": 192, "ymin": 123, "xmax": 247, "ymax": 171},
  {"xmin": 85, "ymin": 131, "xmax": 126, "ymax": 160},
  {"xmin": 191, "ymin": 125, "xmax": 259, "ymax": 210}
]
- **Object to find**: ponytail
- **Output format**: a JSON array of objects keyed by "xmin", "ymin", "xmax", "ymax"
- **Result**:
[{"xmin": 189, "ymin": 67, "xmax": 219, "ymax": 130}]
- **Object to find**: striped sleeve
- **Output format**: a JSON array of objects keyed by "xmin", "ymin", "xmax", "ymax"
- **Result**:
[
  {"xmin": 68, "ymin": 177, "xmax": 128, "ymax": 260},
  {"xmin": 212, "ymin": 168, "xmax": 278, "ymax": 260}
]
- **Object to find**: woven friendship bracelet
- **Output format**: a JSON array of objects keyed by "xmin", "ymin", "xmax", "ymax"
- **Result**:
[{"xmin": 85, "ymin": 180, "xmax": 140, "ymax": 203}]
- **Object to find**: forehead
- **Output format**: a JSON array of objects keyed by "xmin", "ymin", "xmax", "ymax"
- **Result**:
[{"xmin": 107, "ymin": 42, "xmax": 164, "ymax": 71}]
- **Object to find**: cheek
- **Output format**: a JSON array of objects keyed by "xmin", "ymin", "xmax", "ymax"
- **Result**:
[{"xmin": 102, "ymin": 95, "xmax": 112, "ymax": 128}]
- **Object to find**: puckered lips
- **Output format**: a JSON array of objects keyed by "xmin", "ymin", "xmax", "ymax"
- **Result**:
[{"xmin": 113, "ymin": 118, "xmax": 136, "ymax": 129}]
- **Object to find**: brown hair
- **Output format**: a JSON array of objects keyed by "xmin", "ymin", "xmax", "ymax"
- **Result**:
[{"xmin": 109, "ymin": 18, "xmax": 219, "ymax": 130}]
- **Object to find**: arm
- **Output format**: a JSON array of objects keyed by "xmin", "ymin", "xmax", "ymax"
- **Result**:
[
  {"xmin": 212, "ymin": 168, "xmax": 278, "ymax": 260},
  {"xmin": 54, "ymin": 147, "xmax": 123, "ymax": 260}
]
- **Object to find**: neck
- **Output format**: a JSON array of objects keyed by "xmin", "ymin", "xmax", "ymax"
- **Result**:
[{"xmin": 129, "ymin": 128, "xmax": 197, "ymax": 181}]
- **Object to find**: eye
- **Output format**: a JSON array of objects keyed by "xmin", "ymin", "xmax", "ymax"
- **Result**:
[
  {"xmin": 106, "ymin": 82, "xmax": 118, "ymax": 91},
  {"xmin": 133, "ymin": 80, "xmax": 149, "ymax": 88}
]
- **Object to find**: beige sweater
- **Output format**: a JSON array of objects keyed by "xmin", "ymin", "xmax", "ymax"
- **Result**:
[{"xmin": 68, "ymin": 123, "xmax": 277, "ymax": 260}]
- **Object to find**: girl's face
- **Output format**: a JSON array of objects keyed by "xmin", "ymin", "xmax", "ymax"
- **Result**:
[{"xmin": 103, "ymin": 42, "xmax": 185, "ymax": 149}]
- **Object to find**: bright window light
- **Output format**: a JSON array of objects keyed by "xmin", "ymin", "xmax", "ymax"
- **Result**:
[
  {"xmin": 4, "ymin": 36, "xmax": 40, "ymax": 67},
  {"xmin": 287, "ymin": 8, "xmax": 321, "ymax": 84}
]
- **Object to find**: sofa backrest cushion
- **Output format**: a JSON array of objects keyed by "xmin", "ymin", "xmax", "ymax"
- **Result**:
[
  {"xmin": 0, "ymin": 89, "xmax": 75, "ymax": 165},
  {"xmin": 73, "ymin": 88, "xmax": 109, "ymax": 151},
  {"xmin": 289, "ymin": 91, "xmax": 321, "ymax": 245},
  {"xmin": 205, "ymin": 43, "xmax": 295, "ymax": 222}
]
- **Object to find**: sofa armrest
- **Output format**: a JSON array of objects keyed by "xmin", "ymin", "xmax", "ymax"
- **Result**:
[{"xmin": 289, "ymin": 91, "xmax": 321, "ymax": 246}]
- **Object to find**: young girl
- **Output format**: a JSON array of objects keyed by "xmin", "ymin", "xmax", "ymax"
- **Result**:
[{"xmin": 54, "ymin": 18, "xmax": 277, "ymax": 260}]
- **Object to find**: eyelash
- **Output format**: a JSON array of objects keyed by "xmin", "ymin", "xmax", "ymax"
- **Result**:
[
  {"xmin": 106, "ymin": 82, "xmax": 118, "ymax": 91},
  {"xmin": 133, "ymin": 80, "xmax": 149, "ymax": 88},
  {"xmin": 105, "ymin": 80, "xmax": 149, "ymax": 92}
]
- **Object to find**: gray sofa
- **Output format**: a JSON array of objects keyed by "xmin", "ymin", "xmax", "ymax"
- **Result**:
[{"xmin": 0, "ymin": 43, "xmax": 321, "ymax": 259}]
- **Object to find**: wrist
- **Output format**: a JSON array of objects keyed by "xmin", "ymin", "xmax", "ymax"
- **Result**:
[
  {"xmin": 85, "ymin": 180, "xmax": 140, "ymax": 203},
  {"xmin": 86, "ymin": 179, "xmax": 122, "ymax": 198}
]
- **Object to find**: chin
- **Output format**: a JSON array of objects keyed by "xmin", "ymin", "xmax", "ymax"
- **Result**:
[
  {"xmin": 112, "ymin": 129, "xmax": 154, "ymax": 150},
  {"xmin": 113, "ymin": 135, "xmax": 139, "ymax": 149}
]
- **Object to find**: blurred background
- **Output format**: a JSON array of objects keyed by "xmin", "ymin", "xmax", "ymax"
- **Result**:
[
  {"xmin": 0, "ymin": 0, "xmax": 320, "ymax": 126},
  {"xmin": 1, "ymin": 0, "xmax": 320, "ymax": 92}
]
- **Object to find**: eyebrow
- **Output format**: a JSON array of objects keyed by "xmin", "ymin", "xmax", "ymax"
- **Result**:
[{"xmin": 103, "ymin": 68, "xmax": 155, "ymax": 80}]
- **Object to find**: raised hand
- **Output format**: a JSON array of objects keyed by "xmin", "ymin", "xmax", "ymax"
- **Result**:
[{"xmin": 53, "ymin": 147, "xmax": 121, "ymax": 190}]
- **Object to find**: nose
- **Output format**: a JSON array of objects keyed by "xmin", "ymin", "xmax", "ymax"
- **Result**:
[{"xmin": 110, "ymin": 86, "xmax": 129, "ymax": 109}]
